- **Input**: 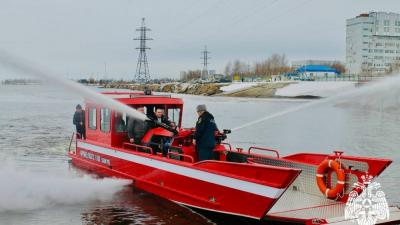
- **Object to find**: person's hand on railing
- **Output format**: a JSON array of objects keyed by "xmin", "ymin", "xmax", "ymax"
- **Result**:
[{"xmin": 130, "ymin": 138, "xmax": 134, "ymax": 143}]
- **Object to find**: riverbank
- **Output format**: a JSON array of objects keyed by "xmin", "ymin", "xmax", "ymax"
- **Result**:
[
  {"xmin": 102, "ymin": 81, "xmax": 357, "ymax": 98},
  {"xmin": 102, "ymin": 82, "xmax": 224, "ymax": 96}
]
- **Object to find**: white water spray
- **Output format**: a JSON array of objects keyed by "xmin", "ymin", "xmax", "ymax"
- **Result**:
[
  {"xmin": 0, "ymin": 163, "xmax": 131, "ymax": 212},
  {"xmin": 0, "ymin": 50, "xmax": 147, "ymax": 121},
  {"xmin": 232, "ymin": 75, "xmax": 400, "ymax": 131}
]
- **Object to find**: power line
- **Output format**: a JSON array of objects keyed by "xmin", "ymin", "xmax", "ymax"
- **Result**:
[
  {"xmin": 227, "ymin": 0, "xmax": 280, "ymax": 28},
  {"xmin": 158, "ymin": 0, "xmax": 283, "ymax": 51},
  {"xmin": 154, "ymin": 0, "xmax": 227, "ymax": 47},
  {"xmin": 203, "ymin": 0, "xmax": 313, "ymax": 44},
  {"xmin": 153, "ymin": 0, "xmax": 315, "ymax": 75}
]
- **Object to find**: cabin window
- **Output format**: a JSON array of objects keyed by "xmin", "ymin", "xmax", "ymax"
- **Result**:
[
  {"xmin": 88, "ymin": 107, "xmax": 97, "ymax": 130},
  {"xmin": 168, "ymin": 108, "xmax": 181, "ymax": 127},
  {"xmin": 100, "ymin": 108, "xmax": 111, "ymax": 133},
  {"xmin": 114, "ymin": 112, "xmax": 127, "ymax": 132}
]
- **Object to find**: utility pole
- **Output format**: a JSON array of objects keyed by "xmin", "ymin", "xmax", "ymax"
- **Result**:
[
  {"xmin": 134, "ymin": 18, "xmax": 152, "ymax": 83},
  {"xmin": 201, "ymin": 45, "xmax": 210, "ymax": 80},
  {"xmin": 104, "ymin": 62, "xmax": 107, "ymax": 77}
]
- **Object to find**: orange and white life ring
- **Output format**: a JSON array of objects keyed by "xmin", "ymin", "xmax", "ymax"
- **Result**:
[{"xmin": 316, "ymin": 159, "xmax": 345, "ymax": 199}]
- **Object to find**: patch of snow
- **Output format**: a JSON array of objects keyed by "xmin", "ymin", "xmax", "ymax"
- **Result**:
[
  {"xmin": 275, "ymin": 81, "xmax": 356, "ymax": 98},
  {"xmin": 180, "ymin": 83, "xmax": 190, "ymax": 90},
  {"xmin": 220, "ymin": 82, "xmax": 260, "ymax": 92}
]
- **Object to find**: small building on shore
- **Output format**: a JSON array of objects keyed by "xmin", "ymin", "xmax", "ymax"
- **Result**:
[{"xmin": 295, "ymin": 65, "xmax": 339, "ymax": 80}]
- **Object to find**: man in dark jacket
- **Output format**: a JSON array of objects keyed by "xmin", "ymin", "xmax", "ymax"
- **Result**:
[
  {"xmin": 149, "ymin": 108, "xmax": 171, "ymax": 126},
  {"xmin": 73, "ymin": 104, "xmax": 85, "ymax": 139},
  {"xmin": 194, "ymin": 104, "xmax": 218, "ymax": 161},
  {"xmin": 127, "ymin": 106, "xmax": 150, "ymax": 145},
  {"xmin": 148, "ymin": 107, "xmax": 173, "ymax": 155}
]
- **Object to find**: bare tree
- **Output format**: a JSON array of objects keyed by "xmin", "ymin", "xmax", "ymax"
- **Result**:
[
  {"xmin": 224, "ymin": 61, "xmax": 232, "ymax": 78},
  {"xmin": 223, "ymin": 53, "xmax": 291, "ymax": 80},
  {"xmin": 180, "ymin": 70, "xmax": 202, "ymax": 82},
  {"xmin": 327, "ymin": 61, "xmax": 346, "ymax": 74}
]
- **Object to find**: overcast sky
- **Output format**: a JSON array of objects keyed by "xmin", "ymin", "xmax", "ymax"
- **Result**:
[{"xmin": 1, "ymin": 0, "xmax": 400, "ymax": 80}]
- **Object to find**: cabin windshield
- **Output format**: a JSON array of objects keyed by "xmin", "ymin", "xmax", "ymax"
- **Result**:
[
  {"xmin": 128, "ymin": 104, "xmax": 182, "ymax": 127},
  {"xmin": 167, "ymin": 107, "xmax": 181, "ymax": 127}
]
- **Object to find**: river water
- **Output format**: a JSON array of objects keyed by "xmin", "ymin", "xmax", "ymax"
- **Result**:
[{"xmin": 0, "ymin": 84, "xmax": 399, "ymax": 225}]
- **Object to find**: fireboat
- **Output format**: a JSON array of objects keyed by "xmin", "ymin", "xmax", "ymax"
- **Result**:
[{"xmin": 68, "ymin": 91, "xmax": 400, "ymax": 224}]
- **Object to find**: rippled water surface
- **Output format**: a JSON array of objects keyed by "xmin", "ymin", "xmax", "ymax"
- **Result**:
[{"xmin": 0, "ymin": 84, "xmax": 399, "ymax": 225}]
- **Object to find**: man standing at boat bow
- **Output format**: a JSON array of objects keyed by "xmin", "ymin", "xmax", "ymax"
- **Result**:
[
  {"xmin": 73, "ymin": 104, "xmax": 85, "ymax": 139},
  {"xmin": 194, "ymin": 104, "xmax": 218, "ymax": 161}
]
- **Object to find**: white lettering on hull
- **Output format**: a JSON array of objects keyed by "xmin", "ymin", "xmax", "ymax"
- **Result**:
[{"xmin": 80, "ymin": 149, "xmax": 111, "ymax": 166}]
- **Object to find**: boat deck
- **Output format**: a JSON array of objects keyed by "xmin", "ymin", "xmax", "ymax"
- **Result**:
[
  {"xmin": 267, "ymin": 189, "xmax": 342, "ymax": 219},
  {"xmin": 266, "ymin": 189, "xmax": 400, "ymax": 224}
]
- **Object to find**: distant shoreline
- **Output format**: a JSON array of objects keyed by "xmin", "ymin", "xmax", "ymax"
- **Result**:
[
  {"xmin": 1, "ymin": 78, "xmax": 357, "ymax": 99},
  {"xmin": 100, "ymin": 81, "xmax": 357, "ymax": 99},
  {"xmin": 1, "ymin": 79, "xmax": 42, "ymax": 85}
]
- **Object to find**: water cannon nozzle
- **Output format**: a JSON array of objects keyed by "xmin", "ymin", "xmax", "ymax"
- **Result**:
[{"xmin": 223, "ymin": 129, "xmax": 231, "ymax": 134}]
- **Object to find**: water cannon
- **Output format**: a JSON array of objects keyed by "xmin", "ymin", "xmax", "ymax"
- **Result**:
[
  {"xmin": 215, "ymin": 129, "xmax": 231, "ymax": 144},
  {"xmin": 223, "ymin": 129, "xmax": 231, "ymax": 134}
]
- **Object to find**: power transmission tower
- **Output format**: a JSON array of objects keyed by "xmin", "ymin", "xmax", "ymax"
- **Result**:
[
  {"xmin": 134, "ymin": 18, "xmax": 152, "ymax": 83},
  {"xmin": 201, "ymin": 45, "xmax": 210, "ymax": 80}
]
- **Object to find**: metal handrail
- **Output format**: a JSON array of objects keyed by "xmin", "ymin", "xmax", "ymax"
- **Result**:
[
  {"xmin": 248, "ymin": 146, "xmax": 280, "ymax": 158},
  {"xmin": 123, "ymin": 142, "xmax": 153, "ymax": 154},
  {"xmin": 168, "ymin": 152, "xmax": 194, "ymax": 163},
  {"xmin": 68, "ymin": 132, "xmax": 75, "ymax": 153},
  {"xmin": 221, "ymin": 142, "xmax": 232, "ymax": 151},
  {"xmin": 69, "ymin": 132, "xmax": 81, "ymax": 153}
]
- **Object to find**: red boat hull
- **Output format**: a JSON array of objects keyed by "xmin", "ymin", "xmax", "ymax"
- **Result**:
[{"xmin": 69, "ymin": 140, "xmax": 300, "ymax": 219}]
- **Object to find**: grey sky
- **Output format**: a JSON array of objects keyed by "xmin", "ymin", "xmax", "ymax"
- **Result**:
[{"xmin": 1, "ymin": 0, "xmax": 399, "ymax": 80}]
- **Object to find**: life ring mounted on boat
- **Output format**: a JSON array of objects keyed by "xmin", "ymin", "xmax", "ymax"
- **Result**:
[{"xmin": 316, "ymin": 159, "xmax": 345, "ymax": 199}]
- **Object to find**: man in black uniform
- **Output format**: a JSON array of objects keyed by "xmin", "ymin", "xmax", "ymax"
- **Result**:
[
  {"xmin": 73, "ymin": 104, "xmax": 85, "ymax": 139},
  {"xmin": 194, "ymin": 104, "xmax": 218, "ymax": 161},
  {"xmin": 127, "ymin": 106, "xmax": 150, "ymax": 145}
]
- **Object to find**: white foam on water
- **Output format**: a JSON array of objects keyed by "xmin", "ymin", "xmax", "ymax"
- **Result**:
[{"xmin": 0, "ymin": 163, "xmax": 131, "ymax": 212}]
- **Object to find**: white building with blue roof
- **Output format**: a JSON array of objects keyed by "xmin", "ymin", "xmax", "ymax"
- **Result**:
[{"xmin": 295, "ymin": 65, "xmax": 339, "ymax": 80}]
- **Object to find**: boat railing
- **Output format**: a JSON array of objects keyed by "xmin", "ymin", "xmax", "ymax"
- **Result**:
[
  {"xmin": 248, "ymin": 146, "xmax": 280, "ymax": 158},
  {"xmin": 123, "ymin": 142, "xmax": 153, "ymax": 154},
  {"xmin": 221, "ymin": 142, "xmax": 232, "ymax": 151},
  {"xmin": 68, "ymin": 132, "xmax": 80, "ymax": 153},
  {"xmin": 167, "ymin": 151, "xmax": 194, "ymax": 163}
]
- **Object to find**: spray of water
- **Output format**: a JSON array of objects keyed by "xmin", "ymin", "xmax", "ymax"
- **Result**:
[
  {"xmin": 0, "ymin": 51, "xmax": 139, "ymax": 212},
  {"xmin": 0, "ymin": 163, "xmax": 131, "ymax": 212},
  {"xmin": 0, "ymin": 50, "xmax": 147, "ymax": 121},
  {"xmin": 232, "ymin": 75, "xmax": 400, "ymax": 131}
]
